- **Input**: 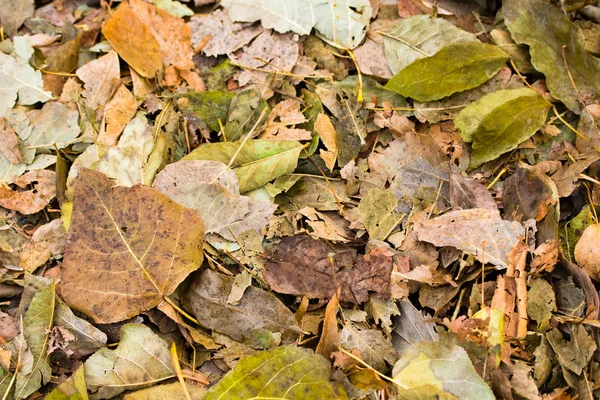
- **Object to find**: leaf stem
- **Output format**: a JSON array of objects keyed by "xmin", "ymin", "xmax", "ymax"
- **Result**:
[{"xmin": 170, "ymin": 342, "xmax": 193, "ymax": 400}]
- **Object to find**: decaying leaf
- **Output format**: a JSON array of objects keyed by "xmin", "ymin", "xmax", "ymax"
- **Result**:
[
  {"xmin": 263, "ymin": 235, "xmax": 393, "ymax": 303},
  {"xmin": 0, "ymin": 0, "xmax": 34, "ymax": 36},
  {"xmin": 76, "ymin": 51, "xmax": 120, "ymax": 112},
  {"xmin": 414, "ymin": 209, "xmax": 525, "ymax": 269},
  {"xmin": 204, "ymin": 346, "xmax": 348, "ymax": 399},
  {"xmin": 60, "ymin": 168, "xmax": 204, "ymax": 323},
  {"xmin": 574, "ymin": 224, "xmax": 600, "ymax": 281},
  {"xmin": 0, "ymin": 169, "xmax": 56, "ymax": 214},
  {"xmin": 449, "ymin": 173, "xmax": 497, "ymax": 210},
  {"xmin": 84, "ymin": 324, "xmax": 175, "ymax": 399},
  {"xmin": 183, "ymin": 269, "xmax": 301, "ymax": 347},
  {"xmin": 19, "ymin": 219, "xmax": 66, "ymax": 271},
  {"xmin": 357, "ymin": 187, "xmax": 403, "ymax": 241},
  {"xmin": 546, "ymin": 325, "xmax": 596, "ymax": 375},
  {"xmin": 339, "ymin": 324, "xmax": 397, "ymax": 372}
]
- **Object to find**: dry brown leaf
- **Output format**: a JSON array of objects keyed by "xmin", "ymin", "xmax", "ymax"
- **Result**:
[
  {"xmin": 263, "ymin": 235, "xmax": 393, "ymax": 303},
  {"xmin": 314, "ymin": 113, "xmax": 338, "ymax": 171},
  {"xmin": 0, "ymin": 118, "xmax": 24, "ymax": 164},
  {"xmin": 0, "ymin": 169, "xmax": 56, "ymax": 214},
  {"xmin": 315, "ymin": 288, "xmax": 340, "ymax": 359},
  {"xmin": 503, "ymin": 167, "xmax": 556, "ymax": 222},
  {"xmin": 59, "ymin": 168, "xmax": 204, "ymax": 323},
  {"xmin": 574, "ymin": 224, "xmax": 600, "ymax": 281},
  {"xmin": 414, "ymin": 208, "xmax": 525, "ymax": 269},
  {"xmin": 101, "ymin": 2, "xmax": 163, "ymax": 78},
  {"xmin": 260, "ymin": 99, "xmax": 311, "ymax": 141},
  {"xmin": 449, "ymin": 173, "xmax": 497, "ymax": 211},
  {"xmin": 19, "ymin": 219, "xmax": 66, "ymax": 272},
  {"xmin": 99, "ymin": 85, "xmax": 137, "ymax": 146},
  {"xmin": 75, "ymin": 50, "xmax": 120, "ymax": 112},
  {"xmin": 129, "ymin": 0, "xmax": 194, "ymax": 71}
]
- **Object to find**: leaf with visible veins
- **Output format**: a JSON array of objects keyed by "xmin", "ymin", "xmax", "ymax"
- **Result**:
[{"xmin": 59, "ymin": 168, "xmax": 204, "ymax": 323}]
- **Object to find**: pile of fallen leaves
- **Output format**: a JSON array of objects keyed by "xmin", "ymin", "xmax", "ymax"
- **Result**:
[{"xmin": 1, "ymin": 0, "xmax": 600, "ymax": 398}]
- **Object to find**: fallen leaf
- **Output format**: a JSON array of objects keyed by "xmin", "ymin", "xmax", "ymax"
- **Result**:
[
  {"xmin": 222, "ymin": 0, "xmax": 372, "ymax": 49},
  {"xmin": 503, "ymin": 166, "xmax": 556, "ymax": 221},
  {"xmin": 339, "ymin": 324, "xmax": 397, "ymax": 372},
  {"xmin": 314, "ymin": 113, "xmax": 338, "ymax": 170},
  {"xmin": 0, "ymin": 118, "xmax": 24, "ymax": 164},
  {"xmin": 46, "ymin": 364, "xmax": 88, "ymax": 400},
  {"xmin": 551, "ymin": 157, "xmax": 600, "ymax": 198},
  {"xmin": 449, "ymin": 173, "xmax": 497, "ymax": 210},
  {"xmin": 203, "ymin": 346, "xmax": 348, "ymax": 399},
  {"xmin": 182, "ymin": 269, "xmax": 301, "ymax": 347},
  {"xmin": 124, "ymin": 382, "xmax": 206, "ymax": 399},
  {"xmin": 574, "ymin": 224, "xmax": 600, "ymax": 281},
  {"xmin": 153, "ymin": 159, "xmax": 276, "ymax": 241},
  {"xmin": 392, "ymin": 340, "xmax": 495, "ymax": 399},
  {"xmin": 19, "ymin": 219, "xmax": 66, "ymax": 272},
  {"xmin": 546, "ymin": 325, "xmax": 596, "ymax": 375},
  {"xmin": 393, "ymin": 299, "xmax": 438, "ymax": 354},
  {"xmin": 454, "ymin": 88, "xmax": 551, "ymax": 169},
  {"xmin": 0, "ymin": 0, "xmax": 34, "ymax": 36},
  {"xmin": 357, "ymin": 187, "xmax": 403, "ymax": 241},
  {"xmin": 414, "ymin": 208, "xmax": 525, "ymax": 269},
  {"xmin": 99, "ymin": 85, "xmax": 137, "ymax": 146},
  {"xmin": 75, "ymin": 50, "xmax": 120, "ymax": 112},
  {"xmin": 382, "ymin": 15, "xmax": 477, "ymax": 74},
  {"xmin": 504, "ymin": 0, "xmax": 600, "ymax": 113},
  {"xmin": 60, "ymin": 168, "xmax": 204, "ymax": 323},
  {"xmin": 101, "ymin": 2, "xmax": 163, "ymax": 78},
  {"xmin": 148, "ymin": 0, "xmax": 193, "ymax": 18},
  {"xmin": 176, "ymin": 90, "xmax": 235, "ymax": 132},
  {"xmin": 263, "ymin": 235, "xmax": 393, "ymax": 303},
  {"xmin": 183, "ymin": 139, "xmax": 303, "ymax": 193},
  {"xmin": 189, "ymin": 9, "xmax": 262, "ymax": 57},
  {"xmin": 0, "ymin": 169, "xmax": 56, "ymax": 214},
  {"xmin": 316, "ymin": 289, "xmax": 341, "ymax": 359},
  {"xmin": 84, "ymin": 324, "xmax": 175, "ymax": 399},
  {"xmin": 223, "ymin": 89, "xmax": 269, "ymax": 141},
  {"xmin": 22, "ymin": 101, "xmax": 81, "ymax": 150},
  {"xmin": 385, "ymin": 42, "xmax": 509, "ymax": 102},
  {"xmin": 261, "ymin": 99, "xmax": 311, "ymax": 141},
  {"xmin": 527, "ymin": 278, "xmax": 555, "ymax": 330}
]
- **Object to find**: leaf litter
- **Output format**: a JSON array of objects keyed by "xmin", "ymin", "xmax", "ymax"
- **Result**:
[{"xmin": 1, "ymin": 0, "xmax": 600, "ymax": 399}]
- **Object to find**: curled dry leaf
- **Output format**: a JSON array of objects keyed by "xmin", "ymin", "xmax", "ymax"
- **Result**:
[
  {"xmin": 263, "ymin": 235, "xmax": 393, "ymax": 303},
  {"xmin": 0, "ymin": 169, "xmax": 56, "ymax": 214},
  {"xmin": 60, "ymin": 168, "xmax": 204, "ymax": 323},
  {"xmin": 414, "ymin": 208, "xmax": 525, "ymax": 269},
  {"xmin": 19, "ymin": 219, "xmax": 66, "ymax": 272}
]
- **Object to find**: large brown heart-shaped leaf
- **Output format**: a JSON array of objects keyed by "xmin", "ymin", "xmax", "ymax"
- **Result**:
[{"xmin": 59, "ymin": 169, "xmax": 204, "ymax": 323}]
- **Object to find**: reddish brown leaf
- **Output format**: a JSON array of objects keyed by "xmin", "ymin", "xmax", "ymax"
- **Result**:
[{"xmin": 0, "ymin": 170, "xmax": 56, "ymax": 214}]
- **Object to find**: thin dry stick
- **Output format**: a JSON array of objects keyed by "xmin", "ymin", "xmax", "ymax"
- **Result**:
[
  {"xmin": 170, "ymin": 342, "xmax": 193, "ymax": 400},
  {"xmin": 164, "ymin": 296, "xmax": 200, "ymax": 325}
]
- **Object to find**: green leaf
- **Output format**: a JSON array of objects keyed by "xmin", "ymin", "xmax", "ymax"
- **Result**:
[
  {"xmin": 385, "ymin": 42, "xmax": 509, "ymax": 102},
  {"xmin": 14, "ymin": 282, "xmax": 55, "ymax": 399},
  {"xmin": 123, "ymin": 382, "xmax": 206, "ymax": 399},
  {"xmin": 223, "ymin": 89, "xmax": 269, "ymax": 142},
  {"xmin": 182, "ymin": 139, "xmax": 303, "ymax": 193},
  {"xmin": 46, "ymin": 365, "xmax": 88, "ymax": 400},
  {"xmin": 381, "ymin": 15, "xmax": 477, "ymax": 74},
  {"xmin": 392, "ymin": 341, "xmax": 494, "ymax": 400},
  {"xmin": 358, "ymin": 187, "xmax": 403, "ymax": 241},
  {"xmin": 204, "ymin": 345, "xmax": 348, "ymax": 399},
  {"xmin": 504, "ymin": 0, "xmax": 600, "ymax": 114},
  {"xmin": 175, "ymin": 91, "xmax": 234, "ymax": 132},
  {"xmin": 84, "ymin": 324, "xmax": 175, "ymax": 399},
  {"xmin": 454, "ymin": 88, "xmax": 550, "ymax": 169},
  {"xmin": 148, "ymin": 0, "xmax": 193, "ymax": 17},
  {"xmin": 221, "ymin": 0, "xmax": 372, "ymax": 49}
]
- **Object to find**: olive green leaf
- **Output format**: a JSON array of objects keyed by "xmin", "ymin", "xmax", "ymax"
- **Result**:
[
  {"xmin": 204, "ymin": 345, "xmax": 348, "ymax": 400},
  {"xmin": 175, "ymin": 91, "xmax": 234, "ymax": 132},
  {"xmin": 385, "ymin": 42, "xmax": 509, "ymax": 102},
  {"xmin": 504, "ymin": 0, "xmax": 600, "ymax": 114},
  {"xmin": 46, "ymin": 365, "xmax": 88, "ymax": 400},
  {"xmin": 527, "ymin": 278, "xmax": 555, "ymax": 330},
  {"xmin": 183, "ymin": 139, "xmax": 303, "ymax": 192},
  {"xmin": 124, "ymin": 382, "xmax": 205, "ymax": 399},
  {"xmin": 358, "ymin": 187, "xmax": 403, "ymax": 241},
  {"xmin": 454, "ymin": 88, "xmax": 550, "ymax": 169},
  {"xmin": 392, "ymin": 341, "xmax": 494, "ymax": 400},
  {"xmin": 84, "ymin": 324, "xmax": 175, "ymax": 399},
  {"xmin": 381, "ymin": 15, "xmax": 477, "ymax": 74},
  {"xmin": 14, "ymin": 283, "xmax": 55, "ymax": 399}
]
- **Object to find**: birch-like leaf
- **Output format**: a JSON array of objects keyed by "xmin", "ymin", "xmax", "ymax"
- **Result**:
[
  {"xmin": 382, "ymin": 15, "xmax": 477, "ymax": 74},
  {"xmin": 204, "ymin": 346, "xmax": 348, "ymax": 399},
  {"xmin": 413, "ymin": 208, "xmax": 525, "ymax": 269},
  {"xmin": 60, "ymin": 169, "xmax": 205, "ymax": 323},
  {"xmin": 84, "ymin": 324, "xmax": 175, "ymax": 399},
  {"xmin": 454, "ymin": 88, "xmax": 551, "ymax": 169},
  {"xmin": 385, "ymin": 42, "xmax": 509, "ymax": 102},
  {"xmin": 504, "ymin": 0, "xmax": 600, "ymax": 114},
  {"xmin": 221, "ymin": 0, "xmax": 372, "ymax": 49},
  {"xmin": 183, "ymin": 139, "xmax": 303, "ymax": 192}
]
